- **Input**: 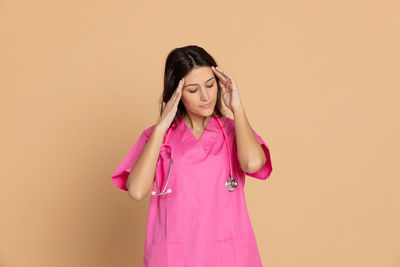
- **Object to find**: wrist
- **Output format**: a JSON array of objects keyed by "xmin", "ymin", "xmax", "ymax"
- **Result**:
[
  {"xmin": 155, "ymin": 122, "xmax": 168, "ymax": 133},
  {"xmin": 232, "ymin": 103, "xmax": 244, "ymax": 115}
]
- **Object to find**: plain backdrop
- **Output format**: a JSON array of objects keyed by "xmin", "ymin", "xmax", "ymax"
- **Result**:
[{"xmin": 1, "ymin": 0, "xmax": 399, "ymax": 266}]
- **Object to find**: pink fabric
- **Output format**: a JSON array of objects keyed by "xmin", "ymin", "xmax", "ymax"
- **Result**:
[{"xmin": 111, "ymin": 116, "xmax": 272, "ymax": 267}]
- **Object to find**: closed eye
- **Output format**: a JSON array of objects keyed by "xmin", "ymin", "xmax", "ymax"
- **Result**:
[{"xmin": 189, "ymin": 83, "xmax": 214, "ymax": 93}]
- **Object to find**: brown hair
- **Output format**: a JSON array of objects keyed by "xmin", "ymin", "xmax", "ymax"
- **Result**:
[{"xmin": 159, "ymin": 45, "xmax": 226, "ymax": 129}]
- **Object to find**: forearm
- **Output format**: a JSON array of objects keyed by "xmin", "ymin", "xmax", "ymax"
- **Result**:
[
  {"xmin": 233, "ymin": 105, "xmax": 266, "ymax": 173},
  {"xmin": 126, "ymin": 124, "xmax": 166, "ymax": 200}
]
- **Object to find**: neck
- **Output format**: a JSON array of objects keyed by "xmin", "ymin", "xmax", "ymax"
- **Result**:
[{"xmin": 183, "ymin": 112, "xmax": 212, "ymax": 130}]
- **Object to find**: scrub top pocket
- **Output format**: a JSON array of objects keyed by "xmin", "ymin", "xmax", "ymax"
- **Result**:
[{"xmin": 146, "ymin": 242, "xmax": 185, "ymax": 267}]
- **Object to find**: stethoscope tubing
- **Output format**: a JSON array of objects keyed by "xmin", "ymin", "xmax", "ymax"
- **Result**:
[{"xmin": 152, "ymin": 113, "xmax": 236, "ymax": 196}]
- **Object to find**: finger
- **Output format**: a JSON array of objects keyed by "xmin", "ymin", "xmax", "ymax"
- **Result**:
[
  {"xmin": 167, "ymin": 79, "xmax": 183, "ymax": 105},
  {"xmin": 218, "ymin": 80, "xmax": 227, "ymax": 92},
  {"xmin": 161, "ymin": 101, "xmax": 167, "ymax": 113},
  {"xmin": 169, "ymin": 78, "xmax": 183, "ymax": 107},
  {"xmin": 211, "ymin": 65, "xmax": 224, "ymax": 78},
  {"xmin": 178, "ymin": 78, "xmax": 185, "ymax": 92},
  {"xmin": 216, "ymin": 67, "xmax": 233, "ymax": 86},
  {"xmin": 212, "ymin": 65, "xmax": 225, "ymax": 76},
  {"xmin": 172, "ymin": 78, "xmax": 184, "ymax": 101},
  {"xmin": 215, "ymin": 73, "xmax": 229, "ymax": 89},
  {"xmin": 175, "ymin": 78, "xmax": 185, "ymax": 95},
  {"xmin": 174, "ymin": 83, "xmax": 183, "ymax": 107},
  {"xmin": 212, "ymin": 66, "xmax": 229, "ymax": 85},
  {"xmin": 215, "ymin": 66, "xmax": 232, "ymax": 85},
  {"xmin": 219, "ymin": 68, "xmax": 234, "ymax": 85}
]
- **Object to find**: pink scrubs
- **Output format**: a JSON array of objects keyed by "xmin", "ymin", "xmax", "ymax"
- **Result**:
[{"xmin": 111, "ymin": 116, "xmax": 273, "ymax": 267}]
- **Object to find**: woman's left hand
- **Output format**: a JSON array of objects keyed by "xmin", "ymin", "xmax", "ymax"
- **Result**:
[{"xmin": 211, "ymin": 66, "xmax": 242, "ymax": 112}]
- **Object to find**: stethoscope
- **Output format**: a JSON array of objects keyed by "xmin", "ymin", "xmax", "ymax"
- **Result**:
[{"xmin": 151, "ymin": 113, "xmax": 238, "ymax": 196}]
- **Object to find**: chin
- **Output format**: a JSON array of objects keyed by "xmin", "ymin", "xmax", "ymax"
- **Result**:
[{"xmin": 203, "ymin": 109, "xmax": 214, "ymax": 117}]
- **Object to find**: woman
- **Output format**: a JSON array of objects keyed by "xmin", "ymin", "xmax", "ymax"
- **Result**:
[{"xmin": 111, "ymin": 45, "xmax": 273, "ymax": 267}]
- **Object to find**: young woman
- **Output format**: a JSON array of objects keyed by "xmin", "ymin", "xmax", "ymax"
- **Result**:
[{"xmin": 111, "ymin": 45, "xmax": 273, "ymax": 267}]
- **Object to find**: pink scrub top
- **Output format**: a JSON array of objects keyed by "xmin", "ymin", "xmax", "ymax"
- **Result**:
[{"xmin": 111, "ymin": 116, "xmax": 273, "ymax": 267}]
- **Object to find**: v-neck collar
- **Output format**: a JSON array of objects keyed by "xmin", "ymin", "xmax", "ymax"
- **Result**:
[{"xmin": 179, "ymin": 115, "xmax": 214, "ymax": 143}]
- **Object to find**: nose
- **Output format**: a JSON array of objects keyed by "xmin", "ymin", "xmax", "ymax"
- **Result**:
[{"xmin": 199, "ymin": 86, "xmax": 209, "ymax": 101}]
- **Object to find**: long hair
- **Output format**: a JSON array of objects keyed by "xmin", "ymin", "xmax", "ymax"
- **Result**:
[{"xmin": 159, "ymin": 45, "xmax": 226, "ymax": 130}]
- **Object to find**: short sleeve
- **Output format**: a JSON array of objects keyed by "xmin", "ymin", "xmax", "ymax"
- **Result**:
[
  {"xmin": 237, "ymin": 127, "xmax": 273, "ymax": 180},
  {"xmin": 111, "ymin": 126, "xmax": 154, "ymax": 191}
]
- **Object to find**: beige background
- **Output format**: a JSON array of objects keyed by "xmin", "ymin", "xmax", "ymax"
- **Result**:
[{"xmin": 1, "ymin": 0, "xmax": 400, "ymax": 266}]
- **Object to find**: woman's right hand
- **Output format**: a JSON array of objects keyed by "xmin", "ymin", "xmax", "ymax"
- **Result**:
[{"xmin": 156, "ymin": 78, "xmax": 185, "ymax": 131}]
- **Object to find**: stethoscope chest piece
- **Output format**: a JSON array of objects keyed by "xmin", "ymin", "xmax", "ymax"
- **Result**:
[{"xmin": 225, "ymin": 176, "xmax": 238, "ymax": 192}]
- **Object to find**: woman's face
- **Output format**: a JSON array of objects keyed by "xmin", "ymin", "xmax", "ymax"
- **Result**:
[{"xmin": 180, "ymin": 66, "xmax": 218, "ymax": 118}]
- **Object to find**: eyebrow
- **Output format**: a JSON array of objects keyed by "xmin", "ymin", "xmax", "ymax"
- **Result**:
[{"xmin": 183, "ymin": 77, "xmax": 215, "ymax": 88}]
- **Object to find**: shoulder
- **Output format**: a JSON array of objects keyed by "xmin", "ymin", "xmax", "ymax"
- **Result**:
[
  {"xmin": 128, "ymin": 124, "xmax": 156, "ymax": 143},
  {"xmin": 218, "ymin": 116, "xmax": 235, "ymax": 130},
  {"xmin": 142, "ymin": 124, "xmax": 157, "ymax": 138}
]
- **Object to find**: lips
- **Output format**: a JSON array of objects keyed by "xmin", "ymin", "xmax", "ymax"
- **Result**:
[{"xmin": 200, "ymin": 103, "xmax": 211, "ymax": 108}]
